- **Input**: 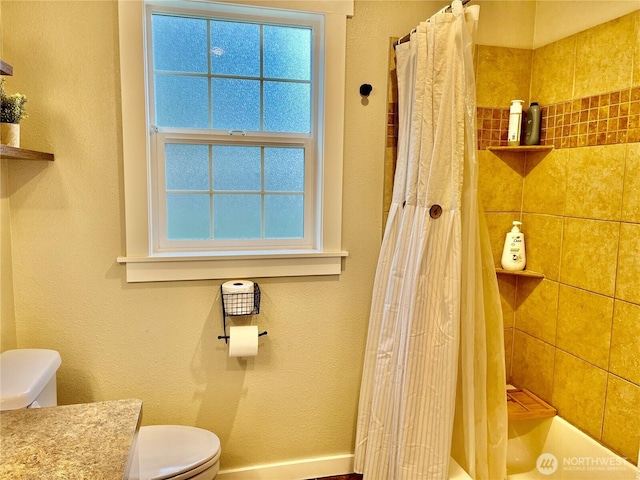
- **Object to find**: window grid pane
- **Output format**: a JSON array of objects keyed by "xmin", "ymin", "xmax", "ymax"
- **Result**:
[
  {"xmin": 152, "ymin": 14, "xmax": 208, "ymax": 74},
  {"xmin": 210, "ymin": 20, "xmax": 260, "ymax": 77},
  {"xmin": 153, "ymin": 14, "xmax": 311, "ymax": 134},
  {"xmin": 166, "ymin": 193, "xmax": 211, "ymax": 240},
  {"xmin": 165, "ymin": 144, "xmax": 305, "ymax": 241}
]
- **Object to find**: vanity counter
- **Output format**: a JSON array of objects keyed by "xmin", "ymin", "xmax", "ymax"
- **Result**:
[{"xmin": 0, "ymin": 399, "xmax": 142, "ymax": 479}]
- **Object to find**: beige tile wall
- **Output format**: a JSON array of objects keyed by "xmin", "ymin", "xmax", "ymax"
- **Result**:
[{"xmin": 478, "ymin": 10, "xmax": 640, "ymax": 464}]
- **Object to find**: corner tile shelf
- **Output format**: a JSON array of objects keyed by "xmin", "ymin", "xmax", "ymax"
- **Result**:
[
  {"xmin": 0, "ymin": 145, "xmax": 54, "ymax": 161},
  {"xmin": 495, "ymin": 268, "xmax": 544, "ymax": 279},
  {"xmin": 487, "ymin": 145, "xmax": 554, "ymax": 153},
  {"xmin": 507, "ymin": 388, "xmax": 556, "ymax": 420},
  {"xmin": 489, "ymin": 145, "xmax": 549, "ymax": 281}
]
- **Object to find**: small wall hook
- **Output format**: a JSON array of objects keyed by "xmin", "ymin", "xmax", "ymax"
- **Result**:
[{"xmin": 359, "ymin": 84, "xmax": 373, "ymax": 97}]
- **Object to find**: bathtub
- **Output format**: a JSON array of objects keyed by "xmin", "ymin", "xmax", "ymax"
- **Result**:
[
  {"xmin": 508, "ymin": 416, "xmax": 639, "ymax": 479},
  {"xmin": 216, "ymin": 455, "xmax": 472, "ymax": 479},
  {"xmin": 449, "ymin": 457, "xmax": 472, "ymax": 479},
  {"xmin": 219, "ymin": 419, "xmax": 633, "ymax": 480}
]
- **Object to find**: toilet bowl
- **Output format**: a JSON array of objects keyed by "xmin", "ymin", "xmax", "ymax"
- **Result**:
[
  {"xmin": 134, "ymin": 425, "xmax": 221, "ymax": 480},
  {"xmin": 0, "ymin": 349, "xmax": 221, "ymax": 480}
]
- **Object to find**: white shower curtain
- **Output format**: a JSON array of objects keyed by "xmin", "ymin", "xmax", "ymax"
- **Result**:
[{"xmin": 354, "ymin": 2, "xmax": 507, "ymax": 479}]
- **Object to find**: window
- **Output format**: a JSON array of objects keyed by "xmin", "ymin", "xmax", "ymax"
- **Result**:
[
  {"xmin": 117, "ymin": 0, "xmax": 352, "ymax": 282},
  {"xmin": 149, "ymin": 8, "xmax": 315, "ymax": 251}
]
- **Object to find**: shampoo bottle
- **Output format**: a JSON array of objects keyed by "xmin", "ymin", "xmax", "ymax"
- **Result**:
[
  {"xmin": 524, "ymin": 102, "xmax": 541, "ymax": 145},
  {"xmin": 501, "ymin": 221, "xmax": 526, "ymax": 271},
  {"xmin": 507, "ymin": 100, "xmax": 524, "ymax": 146}
]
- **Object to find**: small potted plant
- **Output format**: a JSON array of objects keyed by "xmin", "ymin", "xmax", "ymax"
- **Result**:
[{"xmin": 0, "ymin": 78, "xmax": 27, "ymax": 147}]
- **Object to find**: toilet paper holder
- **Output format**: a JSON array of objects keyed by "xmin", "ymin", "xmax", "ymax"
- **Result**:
[
  {"xmin": 218, "ymin": 330, "xmax": 268, "ymax": 344},
  {"xmin": 218, "ymin": 283, "xmax": 267, "ymax": 343}
]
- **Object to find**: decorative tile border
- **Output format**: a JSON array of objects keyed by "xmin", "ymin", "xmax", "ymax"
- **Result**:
[
  {"xmin": 387, "ymin": 88, "xmax": 639, "ymax": 152},
  {"xmin": 477, "ymin": 86, "xmax": 640, "ymax": 150},
  {"xmin": 477, "ymin": 107, "xmax": 509, "ymax": 150},
  {"xmin": 387, "ymin": 102, "xmax": 398, "ymax": 148}
]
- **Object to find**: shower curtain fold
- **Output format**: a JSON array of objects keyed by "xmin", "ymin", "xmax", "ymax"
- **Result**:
[{"xmin": 354, "ymin": 2, "xmax": 507, "ymax": 479}]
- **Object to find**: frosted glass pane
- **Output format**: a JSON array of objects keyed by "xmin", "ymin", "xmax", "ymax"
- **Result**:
[
  {"xmin": 264, "ymin": 81, "xmax": 310, "ymax": 133},
  {"xmin": 167, "ymin": 194, "xmax": 210, "ymax": 240},
  {"xmin": 166, "ymin": 144, "xmax": 209, "ymax": 191},
  {"xmin": 212, "ymin": 78, "xmax": 260, "ymax": 130},
  {"xmin": 264, "ymin": 148, "xmax": 304, "ymax": 192},
  {"xmin": 265, "ymin": 195, "xmax": 303, "ymax": 238},
  {"xmin": 213, "ymin": 194, "xmax": 261, "ymax": 239},
  {"xmin": 152, "ymin": 14, "xmax": 208, "ymax": 73},
  {"xmin": 211, "ymin": 21, "xmax": 260, "ymax": 77},
  {"xmin": 213, "ymin": 146, "xmax": 261, "ymax": 191},
  {"xmin": 264, "ymin": 26, "xmax": 311, "ymax": 81},
  {"xmin": 155, "ymin": 75, "xmax": 208, "ymax": 128}
]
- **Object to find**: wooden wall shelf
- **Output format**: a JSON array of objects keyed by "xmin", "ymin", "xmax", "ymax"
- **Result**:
[
  {"xmin": 1, "ymin": 64, "xmax": 55, "ymax": 161},
  {"xmin": 0, "ymin": 145, "xmax": 54, "ymax": 161},
  {"xmin": 0, "ymin": 60, "xmax": 13, "ymax": 76},
  {"xmin": 487, "ymin": 145, "xmax": 554, "ymax": 153},
  {"xmin": 496, "ymin": 268, "xmax": 544, "ymax": 279}
]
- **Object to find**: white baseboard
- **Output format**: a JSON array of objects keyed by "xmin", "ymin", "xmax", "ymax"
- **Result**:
[{"xmin": 217, "ymin": 453, "xmax": 355, "ymax": 480}]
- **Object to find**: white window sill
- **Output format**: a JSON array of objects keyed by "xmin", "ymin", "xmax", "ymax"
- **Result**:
[{"xmin": 117, "ymin": 250, "xmax": 349, "ymax": 282}]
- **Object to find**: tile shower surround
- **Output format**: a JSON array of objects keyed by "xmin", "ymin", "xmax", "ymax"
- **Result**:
[
  {"xmin": 383, "ymin": 9, "xmax": 640, "ymax": 464},
  {"xmin": 476, "ymin": 86, "xmax": 640, "ymax": 150}
]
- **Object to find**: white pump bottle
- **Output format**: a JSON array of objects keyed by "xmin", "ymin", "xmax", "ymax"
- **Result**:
[
  {"xmin": 501, "ymin": 221, "xmax": 526, "ymax": 271},
  {"xmin": 507, "ymin": 100, "xmax": 524, "ymax": 146}
]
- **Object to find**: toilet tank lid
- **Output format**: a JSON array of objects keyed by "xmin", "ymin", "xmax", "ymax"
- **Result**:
[{"xmin": 0, "ymin": 349, "xmax": 62, "ymax": 410}]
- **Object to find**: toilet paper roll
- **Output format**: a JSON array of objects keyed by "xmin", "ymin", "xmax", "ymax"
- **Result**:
[
  {"xmin": 222, "ymin": 280, "xmax": 255, "ymax": 315},
  {"xmin": 222, "ymin": 280, "xmax": 254, "ymax": 294},
  {"xmin": 228, "ymin": 325, "xmax": 259, "ymax": 357}
]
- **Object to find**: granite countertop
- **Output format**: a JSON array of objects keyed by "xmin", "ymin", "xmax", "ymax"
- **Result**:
[{"xmin": 0, "ymin": 399, "xmax": 143, "ymax": 479}]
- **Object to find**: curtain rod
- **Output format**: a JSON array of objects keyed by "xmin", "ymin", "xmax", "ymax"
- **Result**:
[{"xmin": 395, "ymin": 0, "xmax": 472, "ymax": 47}]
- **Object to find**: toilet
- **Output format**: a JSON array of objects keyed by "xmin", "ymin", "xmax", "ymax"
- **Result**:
[
  {"xmin": 0, "ymin": 348, "xmax": 61, "ymax": 410},
  {"xmin": 134, "ymin": 425, "xmax": 220, "ymax": 480},
  {"xmin": 0, "ymin": 349, "xmax": 221, "ymax": 480}
]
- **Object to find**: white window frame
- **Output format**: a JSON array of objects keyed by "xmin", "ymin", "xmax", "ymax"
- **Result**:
[{"xmin": 117, "ymin": 0, "xmax": 351, "ymax": 282}]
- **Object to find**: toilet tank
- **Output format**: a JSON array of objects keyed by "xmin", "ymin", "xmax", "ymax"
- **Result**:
[{"xmin": 0, "ymin": 349, "xmax": 62, "ymax": 410}]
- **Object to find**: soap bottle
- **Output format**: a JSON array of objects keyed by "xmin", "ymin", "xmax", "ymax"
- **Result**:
[
  {"xmin": 501, "ymin": 221, "xmax": 526, "ymax": 271},
  {"xmin": 520, "ymin": 108, "xmax": 528, "ymax": 144},
  {"xmin": 524, "ymin": 102, "xmax": 541, "ymax": 145},
  {"xmin": 507, "ymin": 100, "xmax": 524, "ymax": 146}
]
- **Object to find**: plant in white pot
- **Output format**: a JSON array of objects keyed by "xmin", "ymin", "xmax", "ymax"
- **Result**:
[{"xmin": 0, "ymin": 78, "xmax": 27, "ymax": 148}]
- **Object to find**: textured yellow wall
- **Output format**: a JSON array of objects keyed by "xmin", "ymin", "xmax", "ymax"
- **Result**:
[
  {"xmin": 472, "ymin": 0, "xmax": 640, "ymax": 49},
  {"xmin": 1, "ymin": 0, "xmax": 443, "ymax": 470},
  {"xmin": 1, "ymin": 0, "xmax": 18, "ymax": 353},
  {"xmin": 1, "ymin": 158, "xmax": 17, "ymax": 352},
  {"xmin": 533, "ymin": 0, "xmax": 640, "ymax": 48}
]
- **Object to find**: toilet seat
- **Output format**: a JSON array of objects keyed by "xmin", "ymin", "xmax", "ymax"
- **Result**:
[{"xmin": 136, "ymin": 425, "xmax": 221, "ymax": 480}]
